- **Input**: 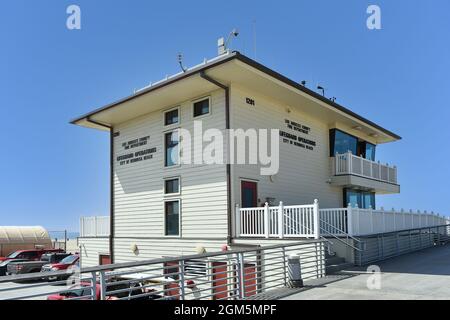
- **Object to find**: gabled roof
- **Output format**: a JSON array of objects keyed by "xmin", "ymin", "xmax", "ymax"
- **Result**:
[{"xmin": 71, "ymin": 51, "xmax": 401, "ymax": 142}]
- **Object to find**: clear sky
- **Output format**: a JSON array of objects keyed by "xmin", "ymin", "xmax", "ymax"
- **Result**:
[{"xmin": 1, "ymin": 0, "xmax": 449, "ymax": 231}]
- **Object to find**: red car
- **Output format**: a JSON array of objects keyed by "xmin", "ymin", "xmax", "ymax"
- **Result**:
[
  {"xmin": 41, "ymin": 254, "xmax": 79, "ymax": 280},
  {"xmin": 0, "ymin": 249, "xmax": 64, "ymax": 263},
  {"xmin": 47, "ymin": 282, "xmax": 102, "ymax": 300}
]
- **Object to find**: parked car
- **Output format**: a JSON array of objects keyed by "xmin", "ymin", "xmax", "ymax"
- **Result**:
[
  {"xmin": 0, "ymin": 249, "xmax": 64, "ymax": 263},
  {"xmin": 0, "ymin": 259, "xmax": 28, "ymax": 276},
  {"xmin": 6, "ymin": 253, "xmax": 70, "ymax": 276},
  {"xmin": 41, "ymin": 254, "xmax": 79, "ymax": 281},
  {"xmin": 47, "ymin": 278, "xmax": 163, "ymax": 300}
]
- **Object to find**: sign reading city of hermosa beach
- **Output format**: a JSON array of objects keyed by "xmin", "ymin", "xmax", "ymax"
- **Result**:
[
  {"xmin": 280, "ymin": 119, "xmax": 317, "ymax": 151},
  {"xmin": 116, "ymin": 136, "xmax": 157, "ymax": 166}
]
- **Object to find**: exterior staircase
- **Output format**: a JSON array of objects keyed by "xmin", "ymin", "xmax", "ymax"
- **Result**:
[{"xmin": 325, "ymin": 252, "xmax": 353, "ymax": 274}]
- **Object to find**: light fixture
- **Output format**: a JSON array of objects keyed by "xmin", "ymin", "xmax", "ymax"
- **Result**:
[
  {"xmin": 317, "ymin": 85, "xmax": 325, "ymax": 96},
  {"xmin": 353, "ymin": 126, "xmax": 362, "ymax": 131}
]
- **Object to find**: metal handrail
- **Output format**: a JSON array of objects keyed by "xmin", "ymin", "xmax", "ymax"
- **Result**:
[{"xmin": 319, "ymin": 219, "xmax": 363, "ymax": 252}]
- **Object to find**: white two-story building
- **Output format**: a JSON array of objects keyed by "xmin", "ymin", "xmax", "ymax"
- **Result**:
[{"xmin": 73, "ymin": 49, "xmax": 448, "ymax": 271}]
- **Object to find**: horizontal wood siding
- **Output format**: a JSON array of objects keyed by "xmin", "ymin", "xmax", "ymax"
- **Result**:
[
  {"xmin": 230, "ymin": 85, "xmax": 342, "ymax": 209},
  {"xmin": 78, "ymin": 237, "xmax": 110, "ymax": 268},
  {"xmin": 113, "ymin": 238, "xmax": 227, "ymax": 263},
  {"xmin": 113, "ymin": 89, "xmax": 228, "ymax": 241}
]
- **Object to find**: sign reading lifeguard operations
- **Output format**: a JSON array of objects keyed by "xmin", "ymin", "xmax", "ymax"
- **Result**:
[
  {"xmin": 280, "ymin": 119, "xmax": 317, "ymax": 151},
  {"xmin": 116, "ymin": 135, "xmax": 157, "ymax": 166}
]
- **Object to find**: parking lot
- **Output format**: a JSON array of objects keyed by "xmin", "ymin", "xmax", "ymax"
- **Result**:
[
  {"xmin": 284, "ymin": 244, "xmax": 450, "ymax": 300},
  {"xmin": 0, "ymin": 281, "xmax": 74, "ymax": 300}
]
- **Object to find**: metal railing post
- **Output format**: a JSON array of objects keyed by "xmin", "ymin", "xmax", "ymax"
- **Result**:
[
  {"xmin": 282, "ymin": 247, "xmax": 287, "ymax": 286},
  {"xmin": 90, "ymin": 272, "xmax": 97, "ymax": 300},
  {"xmin": 99, "ymin": 271, "xmax": 107, "ymax": 300},
  {"xmin": 179, "ymin": 260, "xmax": 186, "ymax": 300},
  {"xmin": 236, "ymin": 252, "xmax": 245, "ymax": 299},
  {"xmin": 264, "ymin": 202, "xmax": 270, "ymax": 239}
]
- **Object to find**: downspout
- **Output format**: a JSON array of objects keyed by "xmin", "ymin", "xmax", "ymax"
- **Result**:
[
  {"xmin": 199, "ymin": 71, "xmax": 233, "ymax": 245},
  {"xmin": 86, "ymin": 118, "xmax": 115, "ymax": 263}
]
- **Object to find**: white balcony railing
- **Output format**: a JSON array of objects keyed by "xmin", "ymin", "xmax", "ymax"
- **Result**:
[
  {"xmin": 80, "ymin": 216, "xmax": 110, "ymax": 237},
  {"xmin": 333, "ymin": 152, "xmax": 398, "ymax": 184}
]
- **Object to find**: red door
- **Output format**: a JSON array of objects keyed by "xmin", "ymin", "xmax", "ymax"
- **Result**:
[
  {"xmin": 99, "ymin": 255, "xmax": 111, "ymax": 265},
  {"xmin": 241, "ymin": 181, "xmax": 257, "ymax": 208}
]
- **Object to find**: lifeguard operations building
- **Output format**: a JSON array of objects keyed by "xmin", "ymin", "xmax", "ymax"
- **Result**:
[{"xmin": 73, "ymin": 47, "xmax": 448, "ymax": 274}]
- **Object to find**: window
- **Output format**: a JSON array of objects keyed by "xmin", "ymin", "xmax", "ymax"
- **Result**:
[
  {"xmin": 164, "ymin": 178, "xmax": 180, "ymax": 195},
  {"xmin": 330, "ymin": 129, "xmax": 376, "ymax": 160},
  {"xmin": 165, "ymin": 200, "xmax": 180, "ymax": 236},
  {"xmin": 330, "ymin": 129, "xmax": 358, "ymax": 156},
  {"xmin": 164, "ymin": 108, "xmax": 179, "ymax": 126},
  {"xmin": 164, "ymin": 131, "xmax": 179, "ymax": 167},
  {"xmin": 193, "ymin": 98, "xmax": 210, "ymax": 117},
  {"xmin": 344, "ymin": 189, "xmax": 375, "ymax": 209},
  {"xmin": 364, "ymin": 142, "xmax": 376, "ymax": 161}
]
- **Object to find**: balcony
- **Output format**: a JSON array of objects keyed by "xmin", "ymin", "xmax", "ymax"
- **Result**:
[{"xmin": 330, "ymin": 152, "xmax": 400, "ymax": 194}]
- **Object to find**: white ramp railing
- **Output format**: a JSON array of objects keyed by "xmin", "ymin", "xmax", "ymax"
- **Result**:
[
  {"xmin": 320, "ymin": 205, "xmax": 448, "ymax": 237},
  {"xmin": 80, "ymin": 216, "xmax": 110, "ymax": 237},
  {"xmin": 236, "ymin": 200, "xmax": 320, "ymax": 239}
]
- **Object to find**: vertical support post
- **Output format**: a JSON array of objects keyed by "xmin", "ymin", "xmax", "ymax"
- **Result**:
[
  {"xmin": 236, "ymin": 252, "xmax": 245, "ymax": 299},
  {"xmin": 347, "ymin": 151, "xmax": 352, "ymax": 174},
  {"xmin": 235, "ymin": 204, "xmax": 240, "ymax": 238},
  {"xmin": 278, "ymin": 202, "xmax": 284, "ymax": 239},
  {"xmin": 90, "ymin": 272, "xmax": 97, "ymax": 300},
  {"xmin": 99, "ymin": 271, "xmax": 106, "ymax": 300},
  {"xmin": 264, "ymin": 202, "xmax": 270, "ymax": 239},
  {"xmin": 313, "ymin": 199, "xmax": 320, "ymax": 240},
  {"xmin": 179, "ymin": 260, "xmax": 186, "ymax": 300},
  {"xmin": 64, "ymin": 230, "xmax": 67, "ymax": 252},
  {"xmin": 347, "ymin": 204, "xmax": 353, "ymax": 236},
  {"xmin": 282, "ymin": 247, "xmax": 287, "ymax": 286}
]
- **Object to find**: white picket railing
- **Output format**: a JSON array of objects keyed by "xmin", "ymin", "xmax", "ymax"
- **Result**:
[
  {"xmin": 237, "ymin": 201, "xmax": 448, "ymax": 239},
  {"xmin": 334, "ymin": 152, "xmax": 398, "ymax": 184},
  {"xmin": 236, "ymin": 200, "xmax": 320, "ymax": 239},
  {"xmin": 319, "ymin": 206, "xmax": 448, "ymax": 237},
  {"xmin": 80, "ymin": 216, "xmax": 110, "ymax": 237}
]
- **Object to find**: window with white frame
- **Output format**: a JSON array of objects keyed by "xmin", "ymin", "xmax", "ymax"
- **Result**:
[
  {"xmin": 165, "ymin": 200, "xmax": 180, "ymax": 236},
  {"xmin": 193, "ymin": 97, "xmax": 210, "ymax": 118},
  {"xmin": 164, "ymin": 177, "xmax": 180, "ymax": 195},
  {"xmin": 164, "ymin": 108, "xmax": 179, "ymax": 126},
  {"xmin": 164, "ymin": 130, "xmax": 179, "ymax": 167}
]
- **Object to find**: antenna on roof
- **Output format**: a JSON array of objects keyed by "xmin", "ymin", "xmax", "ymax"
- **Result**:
[
  {"xmin": 177, "ymin": 53, "xmax": 187, "ymax": 73},
  {"xmin": 218, "ymin": 28, "xmax": 239, "ymax": 55},
  {"xmin": 317, "ymin": 85, "xmax": 325, "ymax": 97}
]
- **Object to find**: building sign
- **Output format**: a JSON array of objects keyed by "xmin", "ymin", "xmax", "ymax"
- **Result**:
[
  {"xmin": 280, "ymin": 119, "xmax": 317, "ymax": 151},
  {"xmin": 116, "ymin": 135, "xmax": 157, "ymax": 166}
]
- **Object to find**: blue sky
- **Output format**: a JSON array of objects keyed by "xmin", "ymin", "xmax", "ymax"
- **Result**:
[{"xmin": 1, "ymin": 0, "xmax": 449, "ymax": 231}]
